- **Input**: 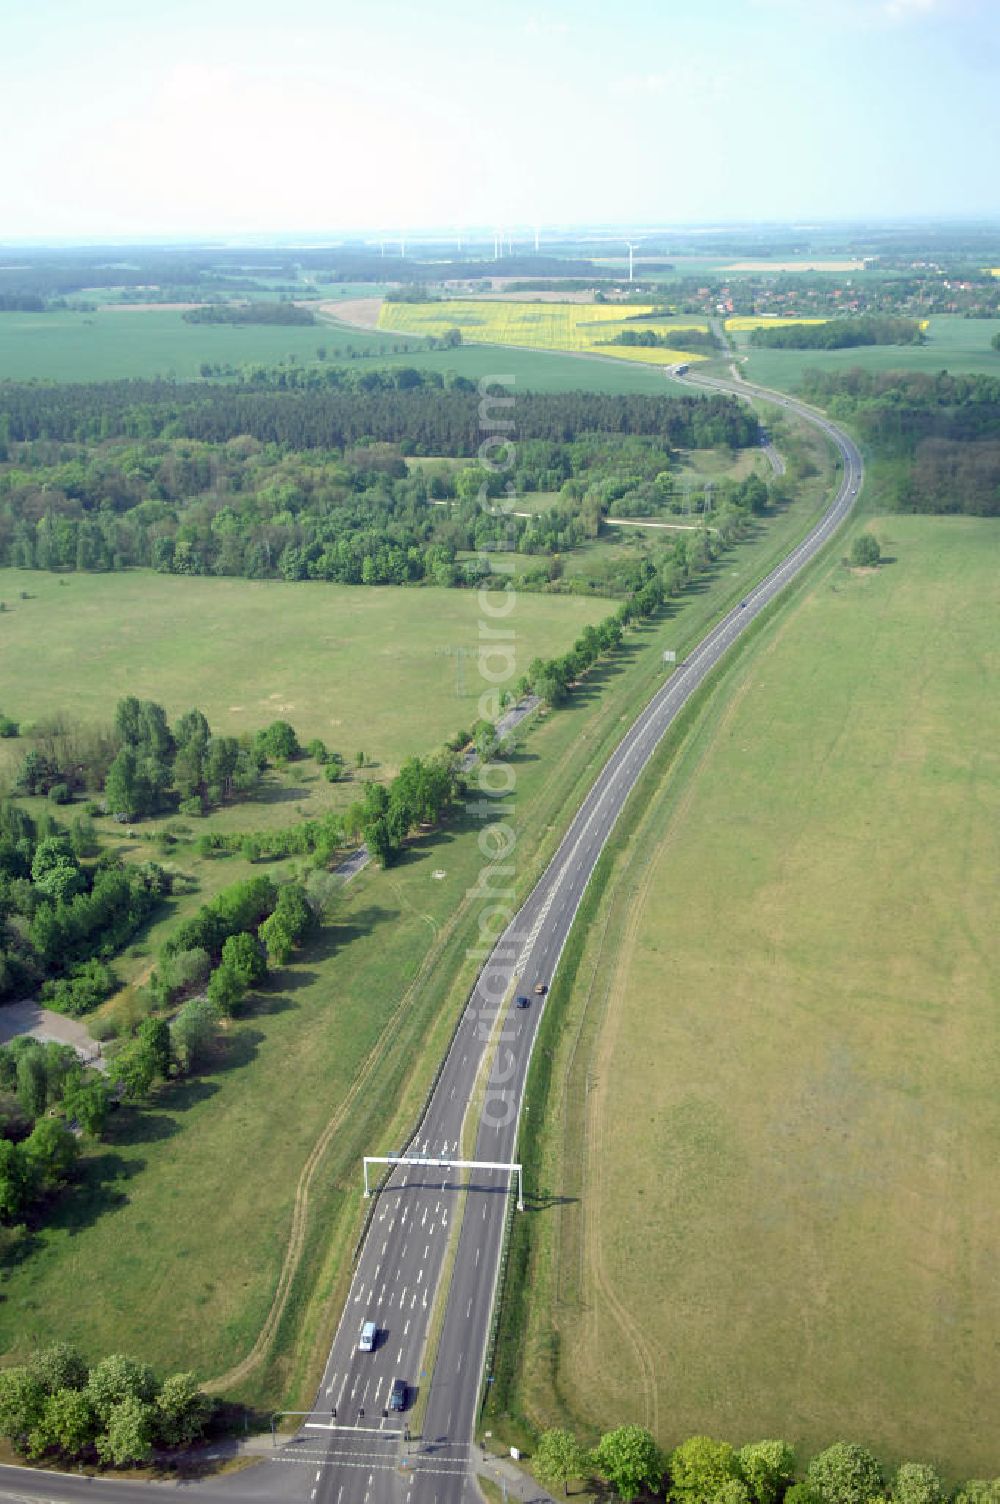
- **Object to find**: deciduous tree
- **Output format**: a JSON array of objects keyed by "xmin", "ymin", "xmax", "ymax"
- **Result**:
[
  {"xmin": 807, "ymin": 1443, "xmax": 883, "ymax": 1504},
  {"xmin": 669, "ymin": 1435, "xmax": 740, "ymax": 1504},
  {"xmin": 893, "ymin": 1463, "xmax": 943, "ymax": 1504},
  {"xmin": 535, "ymin": 1428, "xmax": 588, "ymax": 1496},
  {"xmin": 97, "ymin": 1395, "xmax": 155, "ymax": 1466},
  {"xmin": 155, "ymin": 1372, "xmax": 212, "ymax": 1446},
  {"xmin": 592, "ymin": 1425, "xmax": 665, "ymax": 1503},
  {"xmin": 738, "ymin": 1440, "xmax": 796, "ymax": 1504}
]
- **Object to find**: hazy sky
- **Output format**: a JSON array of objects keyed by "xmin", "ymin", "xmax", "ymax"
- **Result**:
[{"xmin": 2, "ymin": 0, "xmax": 997, "ymax": 239}]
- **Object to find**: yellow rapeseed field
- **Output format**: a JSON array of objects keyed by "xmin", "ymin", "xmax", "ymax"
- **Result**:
[
  {"xmin": 377, "ymin": 299, "xmax": 709, "ymax": 366},
  {"xmin": 725, "ymin": 315, "xmax": 829, "ymax": 331}
]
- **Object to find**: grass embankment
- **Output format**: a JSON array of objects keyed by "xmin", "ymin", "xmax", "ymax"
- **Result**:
[
  {"xmin": 493, "ymin": 515, "xmax": 1000, "ymax": 1481},
  {"xmin": 0, "ymin": 411, "xmax": 835, "ymax": 1410}
]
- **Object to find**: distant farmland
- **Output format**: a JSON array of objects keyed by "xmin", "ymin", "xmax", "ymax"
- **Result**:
[
  {"xmin": 509, "ymin": 515, "xmax": 1000, "ymax": 1479},
  {"xmin": 0, "ymin": 305, "xmax": 678, "ymax": 392},
  {"xmin": 737, "ymin": 313, "xmax": 1000, "ymax": 393}
]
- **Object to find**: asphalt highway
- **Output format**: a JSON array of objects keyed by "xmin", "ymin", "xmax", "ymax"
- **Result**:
[
  {"xmin": 239, "ymin": 375, "xmax": 862, "ymax": 1504},
  {"xmin": 0, "ymin": 378, "xmax": 861, "ymax": 1504}
]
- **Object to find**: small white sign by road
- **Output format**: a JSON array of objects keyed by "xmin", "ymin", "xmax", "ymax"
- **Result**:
[{"xmin": 663, "ymin": 649, "xmax": 676, "ymax": 663}]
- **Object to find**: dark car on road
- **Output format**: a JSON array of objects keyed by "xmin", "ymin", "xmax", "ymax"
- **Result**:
[
  {"xmin": 515, "ymin": 995, "xmax": 530, "ymax": 1009},
  {"xmin": 389, "ymin": 1378, "xmax": 407, "ymax": 1412}
]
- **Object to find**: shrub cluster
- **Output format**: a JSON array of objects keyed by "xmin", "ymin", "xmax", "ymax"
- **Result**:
[
  {"xmin": 345, "ymin": 753, "xmax": 461, "ymax": 869},
  {"xmin": 1, "ymin": 798, "xmax": 170, "ymax": 1005},
  {"xmin": 0, "ymin": 1038, "xmax": 110, "ymax": 1224},
  {"xmin": 0, "ymin": 1344, "xmax": 212, "ymax": 1467}
]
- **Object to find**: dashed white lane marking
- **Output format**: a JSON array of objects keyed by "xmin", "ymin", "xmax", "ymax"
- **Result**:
[
  {"xmin": 475, "ymin": 1248, "xmax": 480, "ymax": 1266},
  {"xmin": 411, "ymin": 1292, "xmax": 417, "ymax": 1309},
  {"xmin": 315, "ymin": 1469, "xmax": 323, "ymax": 1482},
  {"xmin": 398, "ymin": 1287, "xmax": 408, "ymax": 1308},
  {"xmin": 403, "ymin": 1319, "xmax": 410, "ymax": 1335},
  {"xmin": 417, "ymin": 1267, "xmax": 424, "ymax": 1284},
  {"xmin": 456, "ymin": 1352, "xmax": 463, "ymax": 1371},
  {"xmin": 421, "ymin": 1208, "xmax": 427, "ymax": 1227},
  {"xmin": 423, "ymin": 1244, "xmax": 429, "ymax": 1259},
  {"xmin": 396, "ymin": 1347, "xmax": 403, "ymax": 1363},
  {"xmin": 275, "ymin": 1455, "xmax": 469, "ymax": 1479},
  {"xmin": 467, "ymin": 1299, "xmax": 473, "ymax": 1317},
  {"xmin": 381, "ymin": 1240, "xmax": 387, "ymax": 1255}
]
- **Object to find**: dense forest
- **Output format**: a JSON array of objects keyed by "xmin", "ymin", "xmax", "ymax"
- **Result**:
[
  {"xmin": 0, "ymin": 375, "xmax": 757, "ymax": 452},
  {"xmin": 0, "ymin": 246, "xmax": 600, "ymax": 302},
  {"xmin": 748, "ymin": 315, "xmax": 925, "ymax": 349},
  {"xmin": 0, "ymin": 295, "xmax": 46, "ymax": 313},
  {"xmin": 0, "ymin": 413, "xmax": 767, "ymax": 589},
  {"xmin": 181, "ymin": 301, "xmax": 317, "ymax": 326},
  {"xmin": 799, "ymin": 367, "xmax": 1000, "ymax": 514}
]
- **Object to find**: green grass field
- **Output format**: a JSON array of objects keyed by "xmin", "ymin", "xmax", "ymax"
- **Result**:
[
  {"xmin": 0, "ymin": 308, "xmax": 402, "ymax": 380},
  {"xmin": 739, "ymin": 314, "xmax": 1000, "ymax": 392},
  {"xmin": 0, "ymin": 415, "xmax": 838, "ymax": 1405},
  {"xmin": 0, "ymin": 571, "xmax": 607, "ymax": 784},
  {"xmin": 506, "ymin": 515, "xmax": 1000, "ymax": 1480},
  {"xmin": 0, "ymin": 307, "xmax": 674, "ymax": 392}
]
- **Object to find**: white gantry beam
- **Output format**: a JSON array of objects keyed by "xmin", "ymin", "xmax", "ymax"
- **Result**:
[{"xmin": 363, "ymin": 1155, "xmax": 523, "ymax": 1210}]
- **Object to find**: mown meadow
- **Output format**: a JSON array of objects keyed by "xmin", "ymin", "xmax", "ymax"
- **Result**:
[{"xmin": 501, "ymin": 514, "xmax": 1000, "ymax": 1480}]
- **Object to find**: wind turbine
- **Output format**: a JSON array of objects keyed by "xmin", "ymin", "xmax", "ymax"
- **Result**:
[
  {"xmin": 400, "ymin": 235, "xmax": 407, "ymax": 258},
  {"xmin": 494, "ymin": 230, "xmax": 502, "ymax": 260},
  {"xmin": 534, "ymin": 225, "xmax": 540, "ymax": 253},
  {"xmin": 626, "ymin": 241, "xmax": 640, "ymax": 283}
]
